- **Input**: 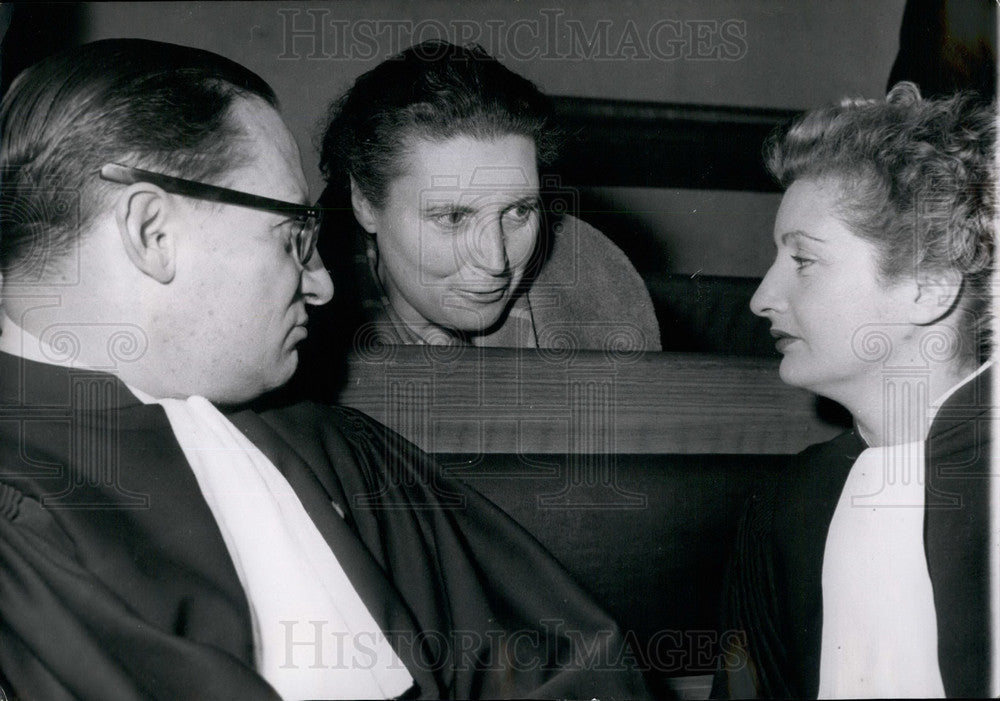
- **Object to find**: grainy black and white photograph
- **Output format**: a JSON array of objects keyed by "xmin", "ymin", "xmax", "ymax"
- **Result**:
[{"xmin": 0, "ymin": 1, "xmax": 996, "ymax": 699}]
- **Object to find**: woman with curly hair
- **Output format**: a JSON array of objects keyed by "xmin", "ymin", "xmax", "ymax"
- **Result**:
[{"xmin": 714, "ymin": 82, "xmax": 996, "ymax": 698}]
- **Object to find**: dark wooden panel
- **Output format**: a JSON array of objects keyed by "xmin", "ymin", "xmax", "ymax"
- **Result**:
[
  {"xmin": 336, "ymin": 346, "xmax": 844, "ymax": 454},
  {"xmin": 549, "ymin": 96, "xmax": 800, "ymax": 191}
]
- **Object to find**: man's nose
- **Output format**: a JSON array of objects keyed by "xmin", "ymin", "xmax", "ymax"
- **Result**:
[
  {"xmin": 468, "ymin": 216, "xmax": 508, "ymax": 275},
  {"xmin": 301, "ymin": 252, "xmax": 334, "ymax": 305},
  {"xmin": 749, "ymin": 264, "xmax": 783, "ymax": 318}
]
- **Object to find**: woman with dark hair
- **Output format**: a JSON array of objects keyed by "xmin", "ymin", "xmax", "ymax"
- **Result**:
[
  {"xmin": 714, "ymin": 82, "xmax": 995, "ymax": 698},
  {"xmin": 317, "ymin": 40, "xmax": 660, "ymax": 350}
]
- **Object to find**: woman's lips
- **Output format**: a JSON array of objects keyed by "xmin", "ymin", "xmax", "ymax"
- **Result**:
[
  {"xmin": 453, "ymin": 285, "xmax": 508, "ymax": 304},
  {"xmin": 771, "ymin": 329, "xmax": 799, "ymax": 352}
]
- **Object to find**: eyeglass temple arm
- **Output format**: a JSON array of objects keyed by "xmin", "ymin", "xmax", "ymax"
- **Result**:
[{"xmin": 99, "ymin": 163, "xmax": 320, "ymax": 218}]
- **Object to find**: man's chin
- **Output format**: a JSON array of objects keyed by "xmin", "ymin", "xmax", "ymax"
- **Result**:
[
  {"xmin": 214, "ymin": 353, "xmax": 299, "ymax": 406},
  {"xmin": 270, "ymin": 350, "xmax": 299, "ymax": 389}
]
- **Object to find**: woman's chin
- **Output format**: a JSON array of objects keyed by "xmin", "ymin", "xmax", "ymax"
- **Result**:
[
  {"xmin": 777, "ymin": 357, "xmax": 813, "ymax": 391},
  {"xmin": 439, "ymin": 303, "xmax": 508, "ymax": 334},
  {"xmin": 778, "ymin": 360, "xmax": 846, "ymax": 406}
]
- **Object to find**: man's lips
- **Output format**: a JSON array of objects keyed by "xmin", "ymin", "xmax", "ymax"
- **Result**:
[{"xmin": 288, "ymin": 316, "xmax": 309, "ymax": 342}]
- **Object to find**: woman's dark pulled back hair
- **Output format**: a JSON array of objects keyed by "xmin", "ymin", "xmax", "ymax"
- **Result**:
[
  {"xmin": 319, "ymin": 40, "xmax": 559, "ymax": 208},
  {"xmin": 765, "ymin": 81, "xmax": 996, "ymax": 360},
  {"xmin": 0, "ymin": 38, "xmax": 276, "ymax": 278}
]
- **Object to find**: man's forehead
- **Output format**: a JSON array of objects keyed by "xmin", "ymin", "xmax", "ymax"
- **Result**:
[{"xmin": 227, "ymin": 97, "xmax": 308, "ymax": 203}]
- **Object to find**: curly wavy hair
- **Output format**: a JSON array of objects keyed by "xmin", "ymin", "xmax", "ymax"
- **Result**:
[{"xmin": 765, "ymin": 81, "xmax": 996, "ymax": 360}]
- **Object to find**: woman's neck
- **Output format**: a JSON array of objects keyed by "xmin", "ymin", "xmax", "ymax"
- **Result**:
[{"xmin": 851, "ymin": 358, "xmax": 979, "ymax": 447}]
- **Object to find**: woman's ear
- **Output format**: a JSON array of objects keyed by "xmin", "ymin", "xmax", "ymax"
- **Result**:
[
  {"xmin": 909, "ymin": 268, "xmax": 964, "ymax": 325},
  {"xmin": 114, "ymin": 184, "xmax": 176, "ymax": 284},
  {"xmin": 350, "ymin": 178, "xmax": 378, "ymax": 235}
]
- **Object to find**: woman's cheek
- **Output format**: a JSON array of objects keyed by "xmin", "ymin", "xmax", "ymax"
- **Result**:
[
  {"xmin": 417, "ymin": 232, "xmax": 463, "ymax": 279},
  {"xmin": 508, "ymin": 225, "xmax": 540, "ymax": 269}
]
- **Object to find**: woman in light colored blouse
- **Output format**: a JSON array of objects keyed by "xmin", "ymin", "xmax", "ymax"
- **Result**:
[{"xmin": 714, "ymin": 82, "xmax": 995, "ymax": 698}]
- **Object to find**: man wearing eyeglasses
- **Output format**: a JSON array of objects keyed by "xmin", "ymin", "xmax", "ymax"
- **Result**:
[{"xmin": 0, "ymin": 39, "xmax": 647, "ymax": 701}]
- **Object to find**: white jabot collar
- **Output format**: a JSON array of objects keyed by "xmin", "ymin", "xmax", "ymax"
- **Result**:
[
  {"xmin": 819, "ymin": 362, "xmax": 994, "ymax": 698},
  {"xmin": 151, "ymin": 395, "xmax": 413, "ymax": 700}
]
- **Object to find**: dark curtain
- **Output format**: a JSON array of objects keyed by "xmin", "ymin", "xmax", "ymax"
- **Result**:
[{"xmin": 888, "ymin": 0, "xmax": 996, "ymax": 98}]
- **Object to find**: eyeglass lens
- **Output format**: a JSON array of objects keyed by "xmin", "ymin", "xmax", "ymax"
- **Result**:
[{"xmin": 296, "ymin": 214, "xmax": 320, "ymax": 264}]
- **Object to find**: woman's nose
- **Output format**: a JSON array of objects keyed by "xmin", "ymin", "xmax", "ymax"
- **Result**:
[
  {"xmin": 749, "ymin": 264, "xmax": 783, "ymax": 317},
  {"xmin": 468, "ymin": 216, "xmax": 508, "ymax": 275}
]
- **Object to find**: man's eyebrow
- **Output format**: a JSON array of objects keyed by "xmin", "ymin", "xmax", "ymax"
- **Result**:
[{"xmin": 780, "ymin": 229, "xmax": 826, "ymax": 245}]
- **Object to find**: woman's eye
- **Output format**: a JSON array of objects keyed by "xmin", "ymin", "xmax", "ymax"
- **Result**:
[
  {"xmin": 504, "ymin": 203, "xmax": 538, "ymax": 225},
  {"xmin": 791, "ymin": 255, "xmax": 815, "ymax": 271},
  {"xmin": 433, "ymin": 211, "xmax": 469, "ymax": 229}
]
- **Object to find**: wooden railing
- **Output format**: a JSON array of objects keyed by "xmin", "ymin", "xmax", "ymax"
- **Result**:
[{"xmin": 336, "ymin": 346, "xmax": 844, "ymax": 455}]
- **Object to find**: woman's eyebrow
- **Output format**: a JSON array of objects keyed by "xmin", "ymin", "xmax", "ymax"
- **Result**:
[
  {"xmin": 422, "ymin": 201, "xmax": 477, "ymax": 215},
  {"xmin": 507, "ymin": 194, "xmax": 541, "ymax": 208},
  {"xmin": 780, "ymin": 229, "xmax": 827, "ymax": 245}
]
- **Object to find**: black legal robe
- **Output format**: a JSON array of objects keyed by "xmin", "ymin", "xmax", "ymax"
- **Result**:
[
  {"xmin": 0, "ymin": 351, "xmax": 648, "ymax": 700},
  {"xmin": 713, "ymin": 367, "xmax": 994, "ymax": 698}
]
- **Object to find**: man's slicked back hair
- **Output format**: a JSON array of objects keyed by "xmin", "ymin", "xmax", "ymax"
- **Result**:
[{"xmin": 0, "ymin": 38, "xmax": 276, "ymax": 277}]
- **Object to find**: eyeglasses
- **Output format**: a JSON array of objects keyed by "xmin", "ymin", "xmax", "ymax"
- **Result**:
[{"xmin": 98, "ymin": 163, "xmax": 321, "ymax": 265}]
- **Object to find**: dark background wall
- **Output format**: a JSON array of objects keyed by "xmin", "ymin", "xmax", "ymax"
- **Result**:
[{"xmin": 5, "ymin": 1, "xmax": 992, "ymax": 279}]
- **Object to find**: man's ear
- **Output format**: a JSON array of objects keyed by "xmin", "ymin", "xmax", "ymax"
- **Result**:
[
  {"xmin": 350, "ymin": 178, "xmax": 378, "ymax": 235},
  {"xmin": 114, "ymin": 185, "xmax": 176, "ymax": 284},
  {"xmin": 909, "ymin": 268, "xmax": 963, "ymax": 325}
]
